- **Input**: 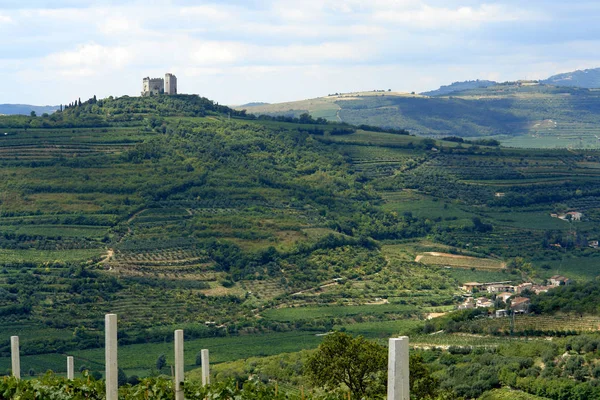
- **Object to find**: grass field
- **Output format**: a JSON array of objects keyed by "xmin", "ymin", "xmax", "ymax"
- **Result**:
[
  {"xmin": 0, "ymin": 248, "xmax": 104, "ymax": 263},
  {"xmin": 0, "ymin": 331, "xmax": 325, "ymax": 377},
  {"xmin": 337, "ymin": 319, "xmax": 423, "ymax": 339},
  {"xmin": 446, "ymin": 268, "xmax": 515, "ymax": 285},
  {"xmin": 479, "ymin": 388, "xmax": 548, "ymax": 400},
  {"xmin": 262, "ymin": 304, "xmax": 418, "ymax": 322},
  {"xmin": 541, "ymin": 255, "xmax": 600, "ymax": 280},
  {"xmin": 478, "ymin": 314, "xmax": 600, "ymax": 334},
  {"xmin": 416, "ymin": 252, "xmax": 505, "ymax": 270},
  {"xmin": 0, "ymin": 225, "xmax": 110, "ymax": 238},
  {"xmin": 484, "ymin": 211, "xmax": 582, "ymax": 231}
]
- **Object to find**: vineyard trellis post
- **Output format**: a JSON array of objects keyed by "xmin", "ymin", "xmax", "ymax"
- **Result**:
[
  {"xmin": 201, "ymin": 349, "xmax": 210, "ymax": 386},
  {"xmin": 387, "ymin": 336, "xmax": 409, "ymax": 400},
  {"xmin": 11, "ymin": 336, "xmax": 20, "ymax": 379},
  {"xmin": 67, "ymin": 356, "xmax": 74, "ymax": 380},
  {"xmin": 105, "ymin": 313, "xmax": 118, "ymax": 400},
  {"xmin": 174, "ymin": 329, "xmax": 184, "ymax": 400}
]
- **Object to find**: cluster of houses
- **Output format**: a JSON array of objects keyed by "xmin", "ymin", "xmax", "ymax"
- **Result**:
[{"xmin": 458, "ymin": 275, "xmax": 571, "ymax": 316}]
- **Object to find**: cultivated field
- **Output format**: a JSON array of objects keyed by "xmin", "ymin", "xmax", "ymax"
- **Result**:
[{"xmin": 416, "ymin": 252, "xmax": 505, "ymax": 270}]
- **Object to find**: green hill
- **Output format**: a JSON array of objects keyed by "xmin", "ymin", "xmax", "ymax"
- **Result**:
[
  {"xmin": 420, "ymin": 79, "xmax": 497, "ymax": 96},
  {"xmin": 543, "ymin": 67, "xmax": 600, "ymax": 89},
  {"xmin": 239, "ymin": 84, "xmax": 600, "ymax": 148},
  {"xmin": 3, "ymin": 94, "xmax": 600, "ymax": 382}
]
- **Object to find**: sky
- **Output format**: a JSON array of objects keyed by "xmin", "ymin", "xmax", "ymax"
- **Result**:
[{"xmin": 1, "ymin": 0, "xmax": 599, "ymax": 106}]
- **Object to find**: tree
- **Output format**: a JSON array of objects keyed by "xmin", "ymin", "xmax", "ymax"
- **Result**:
[
  {"xmin": 118, "ymin": 368, "xmax": 128, "ymax": 386},
  {"xmin": 156, "ymin": 354, "xmax": 167, "ymax": 370},
  {"xmin": 90, "ymin": 371, "xmax": 102, "ymax": 380},
  {"xmin": 305, "ymin": 332, "xmax": 386, "ymax": 399},
  {"xmin": 410, "ymin": 354, "xmax": 442, "ymax": 399},
  {"xmin": 195, "ymin": 351, "xmax": 202, "ymax": 366},
  {"xmin": 30, "ymin": 111, "xmax": 36, "ymax": 117}
]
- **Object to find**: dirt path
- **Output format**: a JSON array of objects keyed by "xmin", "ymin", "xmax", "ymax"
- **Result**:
[
  {"xmin": 127, "ymin": 209, "xmax": 147, "ymax": 223},
  {"xmin": 101, "ymin": 249, "xmax": 114, "ymax": 265}
]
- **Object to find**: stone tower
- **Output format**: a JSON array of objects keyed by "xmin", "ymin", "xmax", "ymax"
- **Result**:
[
  {"xmin": 142, "ymin": 77, "xmax": 164, "ymax": 96},
  {"xmin": 165, "ymin": 73, "xmax": 177, "ymax": 95}
]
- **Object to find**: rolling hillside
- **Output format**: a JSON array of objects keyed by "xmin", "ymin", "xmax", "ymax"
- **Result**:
[
  {"xmin": 239, "ymin": 83, "xmax": 600, "ymax": 148},
  {"xmin": 543, "ymin": 67, "xmax": 600, "ymax": 89},
  {"xmin": 420, "ymin": 79, "xmax": 497, "ymax": 96},
  {"xmin": 2, "ymin": 94, "xmax": 600, "ymax": 382}
]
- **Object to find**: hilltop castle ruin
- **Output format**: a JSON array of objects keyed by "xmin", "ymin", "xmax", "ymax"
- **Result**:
[{"xmin": 142, "ymin": 73, "xmax": 177, "ymax": 97}]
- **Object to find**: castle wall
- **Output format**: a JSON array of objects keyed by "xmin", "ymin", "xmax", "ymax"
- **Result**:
[
  {"xmin": 142, "ymin": 74, "xmax": 177, "ymax": 96},
  {"xmin": 142, "ymin": 77, "xmax": 165, "ymax": 96},
  {"xmin": 165, "ymin": 73, "xmax": 177, "ymax": 95}
]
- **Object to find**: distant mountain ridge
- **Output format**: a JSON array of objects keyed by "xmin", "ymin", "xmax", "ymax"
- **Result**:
[
  {"xmin": 420, "ymin": 79, "xmax": 498, "ymax": 96},
  {"xmin": 239, "ymin": 102, "xmax": 270, "ymax": 107},
  {"xmin": 542, "ymin": 67, "xmax": 600, "ymax": 89},
  {"xmin": 0, "ymin": 104, "xmax": 59, "ymax": 115}
]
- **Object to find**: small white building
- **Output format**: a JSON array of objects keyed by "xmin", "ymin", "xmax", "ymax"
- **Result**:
[
  {"xmin": 476, "ymin": 298, "xmax": 494, "ymax": 308},
  {"xmin": 487, "ymin": 284, "xmax": 514, "ymax": 294},
  {"xmin": 510, "ymin": 297, "xmax": 530, "ymax": 314},
  {"xmin": 516, "ymin": 282, "xmax": 533, "ymax": 294},
  {"xmin": 497, "ymin": 292, "xmax": 513, "ymax": 302},
  {"xmin": 462, "ymin": 282, "xmax": 484, "ymax": 292},
  {"xmin": 549, "ymin": 275, "xmax": 570, "ymax": 287},
  {"xmin": 458, "ymin": 297, "xmax": 475, "ymax": 310}
]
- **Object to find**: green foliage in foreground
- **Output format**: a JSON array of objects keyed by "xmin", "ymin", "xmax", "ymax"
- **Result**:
[
  {"xmin": 305, "ymin": 332, "xmax": 387, "ymax": 399},
  {"xmin": 0, "ymin": 374, "xmax": 349, "ymax": 400}
]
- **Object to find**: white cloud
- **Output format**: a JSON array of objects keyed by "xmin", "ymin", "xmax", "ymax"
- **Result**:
[
  {"xmin": 262, "ymin": 42, "xmax": 368, "ymax": 63},
  {"xmin": 372, "ymin": 3, "xmax": 542, "ymax": 28},
  {"xmin": 189, "ymin": 41, "xmax": 247, "ymax": 66},
  {"xmin": 0, "ymin": 0, "xmax": 597, "ymax": 105},
  {"xmin": 98, "ymin": 15, "xmax": 143, "ymax": 36},
  {"xmin": 179, "ymin": 5, "xmax": 236, "ymax": 21},
  {"xmin": 0, "ymin": 13, "xmax": 14, "ymax": 25},
  {"xmin": 45, "ymin": 43, "xmax": 134, "ymax": 69}
]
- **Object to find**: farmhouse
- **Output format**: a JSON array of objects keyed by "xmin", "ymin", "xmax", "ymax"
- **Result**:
[
  {"xmin": 462, "ymin": 282, "xmax": 484, "ymax": 292},
  {"xmin": 531, "ymin": 285, "xmax": 550, "ymax": 295},
  {"xmin": 589, "ymin": 240, "xmax": 599, "ymax": 248},
  {"xmin": 458, "ymin": 297, "xmax": 475, "ymax": 310},
  {"xmin": 510, "ymin": 297, "xmax": 530, "ymax": 313},
  {"xmin": 553, "ymin": 211, "xmax": 583, "ymax": 221},
  {"xmin": 487, "ymin": 284, "xmax": 514, "ymax": 294},
  {"xmin": 549, "ymin": 275, "xmax": 571, "ymax": 287},
  {"xmin": 516, "ymin": 282, "xmax": 533, "ymax": 294},
  {"xmin": 476, "ymin": 298, "xmax": 494, "ymax": 308},
  {"xmin": 495, "ymin": 309, "xmax": 509, "ymax": 318},
  {"xmin": 496, "ymin": 292, "xmax": 512, "ymax": 302}
]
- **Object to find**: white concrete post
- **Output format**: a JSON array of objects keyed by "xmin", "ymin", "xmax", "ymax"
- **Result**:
[
  {"xmin": 11, "ymin": 336, "xmax": 20, "ymax": 379},
  {"xmin": 67, "ymin": 356, "xmax": 74, "ymax": 380},
  {"xmin": 105, "ymin": 314, "xmax": 118, "ymax": 400},
  {"xmin": 201, "ymin": 349, "xmax": 210, "ymax": 386},
  {"xmin": 387, "ymin": 337, "xmax": 410, "ymax": 400},
  {"xmin": 174, "ymin": 330, "xmax": 184, "ymax": 400}
]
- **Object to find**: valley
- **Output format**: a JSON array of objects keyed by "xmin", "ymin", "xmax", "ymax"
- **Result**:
[
  {"xmin": 239, "ymin": 83, "xmax": 600, "ymax": 149},
  {"xmin": 1, "ymin": 95, "xmax": 600, "ymax": 398}
]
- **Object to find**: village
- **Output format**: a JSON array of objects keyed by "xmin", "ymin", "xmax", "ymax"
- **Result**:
[{"xmin": 458, "ymin": 275, "xmax": 571, "ymax": 317}]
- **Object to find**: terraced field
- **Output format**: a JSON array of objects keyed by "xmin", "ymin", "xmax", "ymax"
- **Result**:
[
  {"xmin": 415, "ymin": 252, "xmax": 505, "ymax": 270},
  {"xmin": 479, "ymin": 314, "xmax": 600, "ymax": 334}
]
